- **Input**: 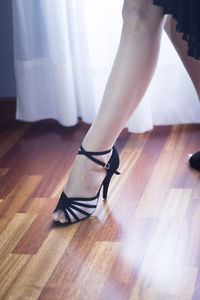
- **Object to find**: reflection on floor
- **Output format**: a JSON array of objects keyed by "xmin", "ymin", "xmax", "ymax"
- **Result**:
[{"xmin": 0, "ymin": 119, "xmax": 200, "ymax": 300}]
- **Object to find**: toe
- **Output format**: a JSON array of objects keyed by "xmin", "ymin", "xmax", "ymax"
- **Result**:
[
  {"xmin": 59, "ymin": 210, "xmax": 67, "ymax": 223},
  {"xmin": 53, "ymin": 210, "xmax": 60, "ymax": 221},
  {"xmin": 53, "ymin": 209, "xmax": 67, "ymax": 223}
]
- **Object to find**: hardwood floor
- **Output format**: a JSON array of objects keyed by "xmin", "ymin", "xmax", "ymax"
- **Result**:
[{"xmin": 1, "ymin": 119, "xmax": 200, "ymax": 300}]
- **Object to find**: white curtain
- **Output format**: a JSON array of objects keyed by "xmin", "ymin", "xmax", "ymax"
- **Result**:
[{"xmin": 12, "ymin": 0, "xmax": 200, "ymax": 133}]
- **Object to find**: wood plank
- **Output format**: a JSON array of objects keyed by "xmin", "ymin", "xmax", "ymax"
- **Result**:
[
  {"xmin": 0, "ymin": 213, "xmax": 36, "ymax": 262},
  {"xmin": 98, "ymin": 218, "xmax": 158, "ymax": 299},
  {"xmin": 0, "ymin": 175, "xmax": 42, "ymax": 217},
  {"xmin": 59, "ymin": 242, "xmax": 119, "ymax": 300},
  {"xmin": 13, "ymin": 197, "xmax": 59, "ymax": 254},
  {"xmin": 0, "ymin": 168, "xmax": 9, "ymax": 177},
  {"xmin": 0, "ymin": 254, "xmax": 31, "ymax": 299},
  {"xmin": 134, "ymin": 150, "xmax": 184, "ymax": 218},
  {"xmin": 5, "ymin": 224, "xmax": 78, "ymax": 299},
  {"xmin": 130, "ymin": 218, "xmax": 186, "ymax": 299},
  {"xmin": 0, "ymin": 97, "xmax": 16, "ymax": 124},
  {"xmin": 164, "ymin": 124, "xmax": 188, "ymax": 151},
  {"xmin": 160, "ymin": 188, "xmax": 191, "ymax": 219},
  {"xmin": 39, "ymin": 217, "xmax": 108, "ymax": 299},
  {"xmin": 24, "ymin": 121, "xmax": 85, "ymax": 198},
  {"xmin": 0, "ymin": 125, "xmax": 29, "ymax": 159},
  {"xmin": 50, "ymin": 169, "xmax": 71, "ymax": 198},
  {"xmin": 0, "ymin": 169, "xmax": 25, "ymax": 200},
  {"xmin": 176, "ymin": 219, "xmax": 200, "ymax": 268},
  {"xmin": 0, "ymin": 175, "xmax": 42, "ymax": 231},
  {"xmin": 19, "ymin": 197, "xmax": 48, "ymax": 214}
]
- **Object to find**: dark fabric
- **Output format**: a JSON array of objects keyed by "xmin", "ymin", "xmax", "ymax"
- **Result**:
[
  {"xmin": 153, "ymin": 0, "xmax": 200, "ymax": 60},
  {"xmin": 189, "ymin": 151, "xmax": 200, "ymax": 171}
]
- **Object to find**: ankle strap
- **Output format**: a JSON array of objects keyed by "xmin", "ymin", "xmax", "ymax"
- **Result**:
[
  {"xmin": 78, "ymin": 145, "xmax": 112, "ymax": 170},
  {"xmin": 78, "ymin": 145, "xmax": 112, "ymax": 156}
]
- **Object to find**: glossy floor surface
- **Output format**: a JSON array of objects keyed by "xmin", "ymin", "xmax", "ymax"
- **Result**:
[{"xmin": 0, "ymin": 120, "xmax": 200, "ymax": 300}]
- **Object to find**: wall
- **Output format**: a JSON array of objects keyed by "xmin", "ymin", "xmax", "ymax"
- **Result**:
[{"xmin": 0, "ymin": 0, "xmax": 16, "ymax": 97}]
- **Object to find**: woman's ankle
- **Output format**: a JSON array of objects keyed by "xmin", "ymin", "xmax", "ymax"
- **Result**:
[
  {"xmin": 81, "ymin": 137, "xmax": 113, "ymax": 162},
  {"xmin": 63, "ymin": 154, "xmax": 108, "ymax": 198}
]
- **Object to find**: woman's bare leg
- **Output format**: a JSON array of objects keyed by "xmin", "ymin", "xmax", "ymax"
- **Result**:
[
  {"xmin": 53, "ymin": 0, "xmax": 165, "ymax": 223},
  {"xmin": 164, "ymin": 16, "xmax": 200, "ymax": 171},
  {"xmin": 165, "ymin": 15, "xmax": 200, "ymax": 98}
]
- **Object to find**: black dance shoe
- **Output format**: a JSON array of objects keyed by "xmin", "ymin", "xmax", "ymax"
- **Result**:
[
  {"xmin": 53, "ymin": 144, "xmax": 121, "ymax": 225},
  {"xmin": 188, "ymin": 151, "xmax": 200, "ymax": 171}
]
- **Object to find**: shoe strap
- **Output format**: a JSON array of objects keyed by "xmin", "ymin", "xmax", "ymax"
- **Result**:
[{"xmin": 78, "ymin": 144, "xmax": 112, "ymax": 170}]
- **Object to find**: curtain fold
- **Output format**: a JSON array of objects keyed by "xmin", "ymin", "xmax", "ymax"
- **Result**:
[{"xmin": 12, "ymin": 0, "xmax": 200, "ymax": 133}]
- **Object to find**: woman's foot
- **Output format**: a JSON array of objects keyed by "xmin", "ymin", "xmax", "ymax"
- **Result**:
[{"xmin": 53, "ymin": 149, "xmax": 112, "ymax": 224}]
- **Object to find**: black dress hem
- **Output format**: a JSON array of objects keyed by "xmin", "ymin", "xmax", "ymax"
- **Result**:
[{"xmin": 153, "ymin": 0, "xmax": 200, "ymax": 60}]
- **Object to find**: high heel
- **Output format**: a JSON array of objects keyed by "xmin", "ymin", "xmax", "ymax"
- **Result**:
[
  {"xmin": 189, "ymin": 151, "xmax": 200, "ymax": 171},
  {"xmin": 53, "ymin": 144, "xmax": 121, "ymax": 225}
]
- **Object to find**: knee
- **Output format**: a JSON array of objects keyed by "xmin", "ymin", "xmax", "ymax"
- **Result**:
[
  {"xmin": 122, "ymin": 0, "xmax": 149, "ymax": 24},
  {"xmin": 122, "ymin": 0, "xmax": 163, "ymax": 29}
]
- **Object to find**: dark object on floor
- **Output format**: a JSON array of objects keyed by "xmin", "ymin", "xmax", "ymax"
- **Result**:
[{"xmin": 189, "ymin": 151, "xmax": 200, "ymax": 171}]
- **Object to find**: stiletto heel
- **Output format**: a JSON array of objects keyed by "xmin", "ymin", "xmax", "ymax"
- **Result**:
[
  {"xmin": 53, "ymin": 144, "xmax": 121, "ymax": 225},
  {"xmin": 102, "ymin": 145, "xmax": 120, "ymax": 200},
  {"xmin": 102, "ymin": 173, "xmax": 113, "ymax": 200}
]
